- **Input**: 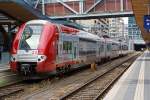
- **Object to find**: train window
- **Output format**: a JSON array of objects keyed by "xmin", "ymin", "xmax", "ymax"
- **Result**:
[
  {"xmin": 74, "ymin": 47, "xmax": 77, "ymax": 58},
  {"xmin": 107, "ymin": 43, "xmax": 111, "ymax": 51},
  {"xmin": 99, "ymin": 48, "xmax": 101, "ymax": 54},
  {"xmin": 101, "ymin": 44, "xmax": 104, "ymax": 52},
  {"xmin": 19, "ymin": 24, "xmax": 43, "ymax": 50},
  {"xmin": 63, "ymin": 41, "xmax": 72, "ymax": 54},
  {"xmin": 107, "ymin": 44, "xmax": 109, "ymax": 51},
  {"xmin": 112, "ymin": 43, "xmax": 119, "ymax": 51}
]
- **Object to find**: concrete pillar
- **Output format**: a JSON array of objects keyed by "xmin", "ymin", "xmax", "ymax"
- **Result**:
[
  {"xmin": 42, "ymin": 0, "xmax": 45, "ymax": 15},
  {"xmin": 79, "ymin": 0, "xmax": 84, "ymax": 14},
  {"xmin": 120, "ymin": 0, "xmax": 123, "ymax": 11}
]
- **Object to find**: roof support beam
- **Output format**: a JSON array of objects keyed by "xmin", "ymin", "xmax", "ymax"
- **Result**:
[
  {"xmin": 42, "ymin": 0, "xmax": 45, "ymax": 15},
  {"xmin": 34, "ymin": 0, "xmax": 40, "ymax": 8},
  {"xmin": 57, "ymin": 0, "xmax": 79, "ymax": 14},
  {"xmin": 84, "ymin": 0, "xmax": 103, "ymax": 14},
  {"xmin": 50, "ymin": 11, "xmax": 134, "ymax": 20},
  {"xmin": 79, "ymin": 0, "xmax": 84, "ymax": 14}
]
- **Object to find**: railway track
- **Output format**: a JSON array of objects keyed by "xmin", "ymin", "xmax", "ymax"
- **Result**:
[
  {"xmin": 59, "ymin": 54, "xmax": 139, "ymax": 100},
  {"xmin": 4, "ymin": 53, "xmax": 140, "ymax": 100},
  {"xmin": 0, "ymin": 84, "xmax": 24, "ymax": 99},
  {"xmin": 0, "ymin": 71, "xmax": 23, "ymax": 88},
  {"xmin": 0, "ymin": 70, "xmax": 24, "ymax": 99}
]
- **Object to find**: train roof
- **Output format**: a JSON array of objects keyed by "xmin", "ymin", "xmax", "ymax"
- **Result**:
[
  {"xmin": 77, "ymin": 30, "xmax": 104, "ymax": 42},
  {"xmin": 111, "ymin": 39, "xmax": 120, "ymax": 44},
  {"xmin": 25, "ymin": 20, "xmax": 49, "ymax": 25},
  {"xmin": 51, "ymin": 19, "xmax": 85, "ymax": 30},
  {"xmin": 25, "ymin": 19, "xmax": 85, "ymax": 31},
  {"xmin": 25, "ymin": 20, "xmax": 105, "ymax": 42}
]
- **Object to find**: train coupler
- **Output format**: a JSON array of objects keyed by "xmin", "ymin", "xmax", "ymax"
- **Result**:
[{"xmin": 20, "ymin": 64, "xmax": 32, "ymax": 76}]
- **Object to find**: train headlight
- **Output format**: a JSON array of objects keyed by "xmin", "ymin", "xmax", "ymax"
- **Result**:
[
  {"xmin": 37, "ymin": 55, "xmax": 47, "ymax": 62},
  {"xmin": 10, "ymin": 54, "xmax": 17, "ymax": 62}
]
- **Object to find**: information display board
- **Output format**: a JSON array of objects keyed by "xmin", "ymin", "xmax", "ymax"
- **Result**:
[{"xmin": 144, "ymin": 15, "xmax": 150, "ymax": 31}]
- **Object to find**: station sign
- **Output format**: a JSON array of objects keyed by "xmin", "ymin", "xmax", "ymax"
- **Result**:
[{"xmin": 144, "ymin": 15, "xmax": 150, "ymax": 30}]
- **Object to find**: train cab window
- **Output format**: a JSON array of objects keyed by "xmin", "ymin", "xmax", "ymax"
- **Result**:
[{"xmin": 19, "ymin": 24, "xmax": 43, "ymax": 50}]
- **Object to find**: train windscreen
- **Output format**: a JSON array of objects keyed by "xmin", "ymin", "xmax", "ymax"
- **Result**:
[{"xmin": 19, "ymin": 24, "xmax": 43, "ymax": 50}]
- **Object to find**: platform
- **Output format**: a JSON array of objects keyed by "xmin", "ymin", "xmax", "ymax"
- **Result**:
[
  {"xmin": 0, "ymin": 52, "xmax": 10, "ymax": 72},
  {"xmin": 104, "ymin": 50, "xmax": 150, "ymax": 100}
]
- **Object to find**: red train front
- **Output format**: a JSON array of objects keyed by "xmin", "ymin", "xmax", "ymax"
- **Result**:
[{"xmin": 10, "ymin": 20, "xmax": 59, "ymax": 77}]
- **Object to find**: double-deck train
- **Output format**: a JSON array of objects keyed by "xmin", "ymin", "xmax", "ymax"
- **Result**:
[{"xmin": 10, "ymin": 20, "xmax": 128, "ymax": 78}]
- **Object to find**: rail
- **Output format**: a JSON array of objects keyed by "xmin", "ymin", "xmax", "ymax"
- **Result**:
[{"xmin": 59, "ymin": 53, "xmax": 140, "ymax": 100}]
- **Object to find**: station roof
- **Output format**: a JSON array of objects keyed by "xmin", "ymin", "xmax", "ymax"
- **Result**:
[
  {"xmin": 0, "ymin": 0, "xmax": 48, "ymax": 22},
  {"xmin": 132, "ymin": 0, "xmax": 150, "ymax": 43},
  {"xmin": 0, "ymin": 0, "xmax": 84, "ymax": 30}
]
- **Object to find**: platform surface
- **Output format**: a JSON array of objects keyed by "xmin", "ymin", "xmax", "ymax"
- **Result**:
[{"xmin": 104, "ymin": 50, "xmax": 150, "ymax": 100}]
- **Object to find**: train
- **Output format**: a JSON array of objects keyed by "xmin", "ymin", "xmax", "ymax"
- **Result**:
[{"xmin": 10, "ymin": 20, "xmax": 128, "ymax": 78}]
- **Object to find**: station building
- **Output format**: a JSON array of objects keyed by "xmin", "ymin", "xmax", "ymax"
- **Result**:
[{"xmin": 76, "ymin": 18, "xmax": 109, "ymax": 37}]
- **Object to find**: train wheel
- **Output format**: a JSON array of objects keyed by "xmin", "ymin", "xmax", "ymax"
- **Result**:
[
  {"xmin": 56, "ymin": 67, "xmax": 64, "ymax": 78},
  {"xmin": 67, "ymin": 65, "xmax": 71, "ymax": 72},
  {"xmin": 64, "ymin": 65, "xmax": 71, "ymax": 73}
]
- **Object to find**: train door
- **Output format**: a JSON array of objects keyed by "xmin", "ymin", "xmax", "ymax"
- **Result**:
[
  {"xmin": 56, "ymin": 39, "xmax": 63, "ymax": 64},
  {"xmin": 55, "ymin": 25, "xmax": 63, "ymax": 64},
  {"xmin": 96, "ymin": 41, "xmax": 101, "ymax": 62},
  {"xmin": 62, "ymin": 34, "xmax": 76, "ymax": 62},
  {"xmin": 72, "ymin": 41, "xmax": 78, "ymax": 60},
  {"xmin": 104, "ymin": 39, "xmax": 107, "ymax": 58}
]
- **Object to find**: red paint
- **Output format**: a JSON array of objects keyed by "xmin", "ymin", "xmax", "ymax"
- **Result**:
[
  {"xmin": 10, "ymin": 62, "xmax": 17, "ymax": 72},
  {"xmin": 11, "ymin": 24, "xmax": 25, "ymax": 54}
]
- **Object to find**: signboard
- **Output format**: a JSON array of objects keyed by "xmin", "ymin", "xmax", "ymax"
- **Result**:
[{"xmin": 144, "ymin": 15, "xmax": 150, "ymax": 30}]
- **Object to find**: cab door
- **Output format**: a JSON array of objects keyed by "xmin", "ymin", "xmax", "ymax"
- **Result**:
[{"xmin": 72, "ymin": 41, "xmax": 78, "ymax": 60}]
